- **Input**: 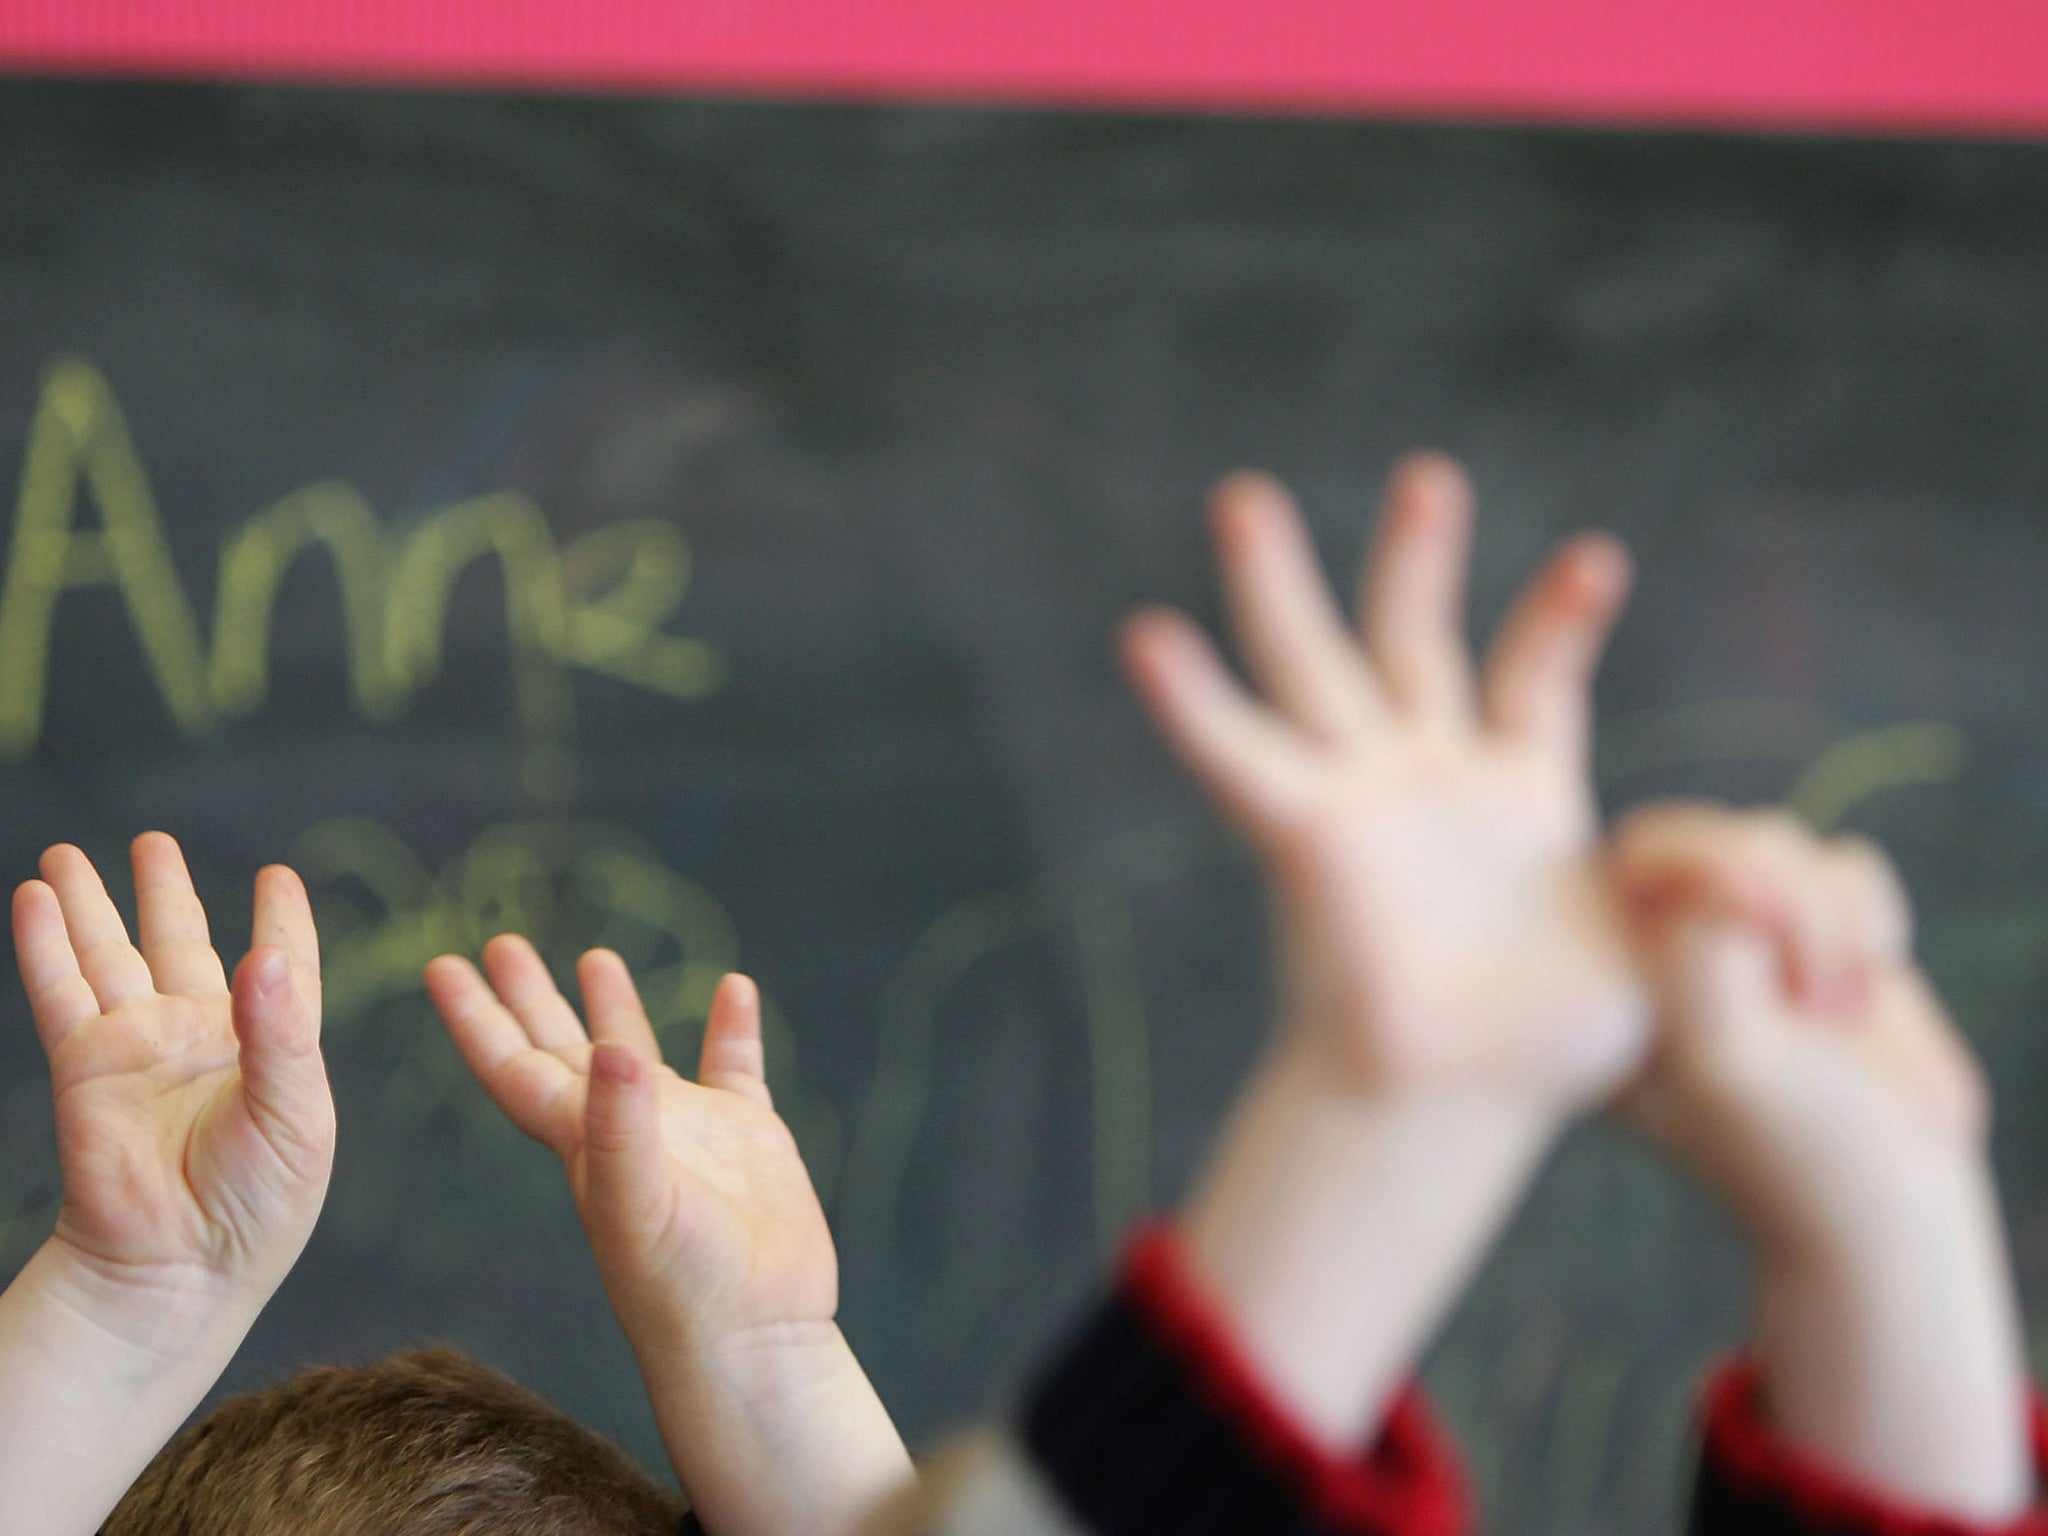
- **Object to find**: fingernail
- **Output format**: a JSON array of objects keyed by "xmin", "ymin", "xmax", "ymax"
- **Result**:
[{"xmin": 591, "ymin": 1041, "xmax": 638, "ymax": 1085}]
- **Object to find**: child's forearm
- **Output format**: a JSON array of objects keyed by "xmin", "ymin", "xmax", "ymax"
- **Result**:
[
  {"xmin": 1180, "ymin": 1036, "xmax": 1561, "ymax": 1451},
  {"xmin": 0, "ymin": 1239, "xmax": 263, "ymax": 1536},
  {"xmin": 632, "ymin": 1317, "xmax": 916, "ymax": 1536},
  {"xmin": 1749, "ymin": 1146, "xmax": 2034, "ymax": 1522}
]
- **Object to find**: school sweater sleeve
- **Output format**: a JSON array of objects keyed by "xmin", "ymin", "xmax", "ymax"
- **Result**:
[
  {"xmin": 1689, "ymin": 1361, "xmax": 2048, "ymax": 1536},
  {"xmin": 1011, "ymin": 1224, "xmax": 1470, "ymax": 1536}
]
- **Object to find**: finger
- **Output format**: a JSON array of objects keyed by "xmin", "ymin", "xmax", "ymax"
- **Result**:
[
  {"xmin": 423, "ymin": 954, "xmax": 583, "ymax": 1150},
  {"xmin": 1359, "ymin": 452, "xmax": 1478, "ymax": 721},
  {"xmin": 582, "ymin": 1040, "xmax": 669, "ymax": 1241},
  {"xmin": 1827, "ymin": 833, "xmax": 1915, "ymax": 962},
  {"xmin": 1120, "ymin": 608, "xmax": 1317, "ymax": 839},
  {"xmin": 576, "ymin": 949, "xmax": 663, "ymax": 1062},
  {"xmin": 1611, "ymin": 804, "xmax": 1847, "ymax": 1008},
  {"xmin": 131, "ymin": 832, "xmax": 229, "ymax": 998},
  {"xmin": 698, "ymin": 972, "xmax": 772, "ymax": 1107},
  {"xmin": 1210, "ymin": 472, "xmax": 1380, "ymax": 740},
  {"xmin": 229, "ymin": 946, "xmax": 336, "ymax": 1181},
  {"xmin": 12, "ymin": 881, "xmax": 102, "ymax": 1055},
  {"xmin": 40, "ymin": 844, "xmax": 155, "ymax": 1012},
  {"xmin": 251, "ymin": 864, "xmax": 322, "ymax": 1018},
  {"xmin": 482, "ymin": 934, "xmax": 590, "ymax": 1057},
  {"xmin": 1481, "ymin": 534, "xmax": 1632, "ymax": 758},
  {"xmin": 1611, "ymin": 802, "xmax": 1773, "ymax": 922},
  {"xmin": 1662, "ymin": 915, "xmax": 1779, "ymax": 1047},
  {"xmin": 1734, "ymin": 814, "xmax": 1857, "ymax": 1014}
]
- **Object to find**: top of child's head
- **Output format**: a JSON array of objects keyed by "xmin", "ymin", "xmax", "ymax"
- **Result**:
[{"xmin": 102, "ymin": 1345, "xmax": 691, "ymax": 1536}]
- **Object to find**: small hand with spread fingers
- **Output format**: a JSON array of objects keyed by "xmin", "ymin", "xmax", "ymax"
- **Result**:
[
  {"xmin": 425, "ymin": 938, "xmax": 833, "ymax": 1344},
  {"xmin": 1121, "ymin": 454, "xmax": 1646, "ymax": 1106},
  {"xmin": 425, "ymin": 937, "xmax": 912, "ymax": 1536},
  {"xmin": 0, "ymin": 834, "xmax": 332, "ymax": 1536},
  {"xmin": 1608, "ymin": 802, "xmax": 2031, "ymax": 1523},
  {"xmin": 1128, "ymin": 456, "xmax": 1650, "ymax": 1454},
  {"xmin": 19, "ymin": 834, "xmax": 332, "ymax": 1315}
]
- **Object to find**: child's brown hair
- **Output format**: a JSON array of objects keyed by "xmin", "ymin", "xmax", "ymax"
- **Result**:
[{"xmin": 101, "ymin": 1345, "xmax": 690, "ymax": 1536}]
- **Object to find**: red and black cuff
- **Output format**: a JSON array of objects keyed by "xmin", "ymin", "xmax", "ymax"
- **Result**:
[
  {"xmin": 1692, "ymin": 1361, "xmax": 2048, "ymax": 1536},
  {"xmin": 1021, "ymin": 1225, "xmax": 1469, "ymax": 1536}
]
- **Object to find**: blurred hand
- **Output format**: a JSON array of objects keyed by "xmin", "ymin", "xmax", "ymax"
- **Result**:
[
  {"xmin": 1610, "ymin": 803, "xmax": 1988, "ymax": 1250},
  {"xmin": 1609, "ymin": 802, "xmax": 2029, "ymax": 1521},
  {"xmin": 1122, "ymin": 455, "xmax": 1645, "ymax": 1108}
]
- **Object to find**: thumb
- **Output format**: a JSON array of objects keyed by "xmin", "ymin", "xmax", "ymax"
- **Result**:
[
  {"xmin": 231, "ymin": 945, "xmax": 336, "ymax": 1180},
  {"xmin": 582, "ymin": 1041, "xmax": 667, "ymax": 1242}
]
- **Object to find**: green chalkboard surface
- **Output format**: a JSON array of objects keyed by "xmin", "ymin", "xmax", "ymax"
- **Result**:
[{"xmin": 4, "ymin": 80, "xmax": 2048, "ymax": 1534}]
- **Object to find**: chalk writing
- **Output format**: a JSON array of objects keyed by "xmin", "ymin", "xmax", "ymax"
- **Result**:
[
  {"xmin": 294, "ymin": 815, "xmax": 843, "ymax": 1199},
  {"xmin": 0, "ymin": 357, "xmax": 723, "ymax": 792}
]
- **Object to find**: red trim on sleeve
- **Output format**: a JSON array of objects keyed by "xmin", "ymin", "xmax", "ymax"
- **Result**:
[
  {"xmin": 1119, "ymin": 1224, "xmax": 1468, "ymax": 1536},
  {"xmin": 1700, "ymin": 1360, "xmax": 2048, "ymax": 1536}
]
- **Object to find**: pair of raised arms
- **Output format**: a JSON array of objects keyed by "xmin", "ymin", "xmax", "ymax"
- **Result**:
[{"xmin": 0, "ymin": 454, "xmax": 2031, "ymax": 1536}]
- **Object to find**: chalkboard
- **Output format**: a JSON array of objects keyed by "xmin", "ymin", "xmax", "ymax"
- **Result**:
[{"xmin": 3, "ymin": 79, "xmax": 2048, "ymax": 1535}]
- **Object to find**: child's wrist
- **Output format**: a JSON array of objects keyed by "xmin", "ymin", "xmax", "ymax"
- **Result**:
[
  {"xmin": 625, "ymin": 1313, "xmax": 853, "ymax": 1404},
  {"xmin": 1275, "ymin": 1009, "xmax": 1589, "ymax": 1132},
  {"xmin": 1745, "ymin": 1151, "xmax": 2034, "ymax": 1522},
  {"xmin": 1179, "ymin": 1035, "xmax": 1565, "ymax": 1450},
  {"xmin": 626, "ymin": 1317, "xmax": 915, "ymax": 1536},
  {"xmin": 1743, "ymin": 1133, "xmax": 1999, "ymax": 1281},
  {"xmin": 0, "ymin": 1241, "xmax": 272, "ymax": 1536},
  {"xmin": 31, "ymin": 1234, "xmax": 271, "ymax": 1368}
]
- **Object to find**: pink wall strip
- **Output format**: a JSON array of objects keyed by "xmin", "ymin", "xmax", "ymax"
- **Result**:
[{"xmin": 3, "ymin": 0, "xmax": 2048, "ymax": 135}]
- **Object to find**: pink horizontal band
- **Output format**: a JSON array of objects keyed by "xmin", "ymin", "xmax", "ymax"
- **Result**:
[{"xmin": 3, "ymin": 0, "xmax": 2048, "ymax": 135}]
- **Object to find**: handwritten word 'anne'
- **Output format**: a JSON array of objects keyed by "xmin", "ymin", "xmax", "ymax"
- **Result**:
[{"xmin": 0, "ymin": 357, "xmax": 725, "ymax": 763}]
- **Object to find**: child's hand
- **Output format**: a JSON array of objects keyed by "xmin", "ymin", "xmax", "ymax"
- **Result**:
[
  {"xmin": 1121, "ymin": 455, "xmax": 1644, "ymax": 1107},
  {"xmin": 1610, "ymin": 803, "xmax": 1987, "ymax": 1254},
  {"xmin": 1609, "ymin": 803, "xmax": 2032, "ymax": 1520},
  {"xmin": 426, "ymin": 938, "xmax": 832, "ymax": 1346},
  {"xmin": 0, "ymin": 835, "xmax": 332, "ymax": 1536},
  {"xmin": 19, "ymin": 835, "xmax": 333, "ymax": 1319},
  {"xmin": 425, "ymin": 939, "xmax": 911, "ymax": 1536},
  {"xmin": 1129, "ymin": 456, "xmax": 1644, "ymax": 1451}
]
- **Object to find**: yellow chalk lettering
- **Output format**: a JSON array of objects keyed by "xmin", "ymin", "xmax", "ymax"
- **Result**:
[
  {"xmin": 0, "ymin": 357, "xmax": 214, "ymax": 759},
  {"xmin": 210, "ymin": 481, "xmax": 399, "ymax": 720},
  {"xmin": 383, "ymin": 492, "xmax": 572, "ymax": 742},
  {"xmin": 558, "ymin": 519, "xmax": 723, "ymax": 697},
  {"xmin": 0, "ymin": 357, "xmax": 728, "ymax": 762}
]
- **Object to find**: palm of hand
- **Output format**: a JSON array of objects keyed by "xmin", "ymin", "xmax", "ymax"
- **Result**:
[
  {"xmin": 562, "ymin": 1061, "xmax": 837, "ymax": 1328},
  {"xmin": 426, "ymin": 939, "xmax": 838, "ymax": 1340},
  {"xmin": 1279, "ymin": 745, "xmax": 1638, "ymax": 1097},
  {"xmin": 17, "ymin": 840, "xmax": 331, "ymax": 1298},
  {"xmin": 1122, "ymin": 459, "xmax": 1644, "ymax": 1104},
  {"xmin": 52, "ymin": 998, "xmax": 265, "ymax": 1277}
]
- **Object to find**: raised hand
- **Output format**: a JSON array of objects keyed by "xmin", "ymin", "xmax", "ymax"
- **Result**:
[
  {"xmin": 425, "ymin": 938, "xmax": 832, "ymax": 1343},
  {"xmin": 1121, "ymin": 455, "xmax": 1645, "ymax": 1105},
  {"xmin": 0, "ymin": 834, "xmax": 332, "ymax": 1536},
  {"xmin": 1608, "ymin": 803, "xmax": 2031, "ymax": 1520},
  {"xmin": 424, "ymin": 938, "xmax": 910, "ymax": 1536},
  {"xmin": 18, "ymin": 835, "xmax": 332, "ymax": 1307},
  {"xmin": 1611, "ymin": 804, "xmax": 1990, "ymax": 1211}
]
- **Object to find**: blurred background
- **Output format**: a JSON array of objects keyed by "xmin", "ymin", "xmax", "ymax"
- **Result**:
[{"xmin": 3, "ymin": 8, "xmax": 2047, "ymax": 1532}]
